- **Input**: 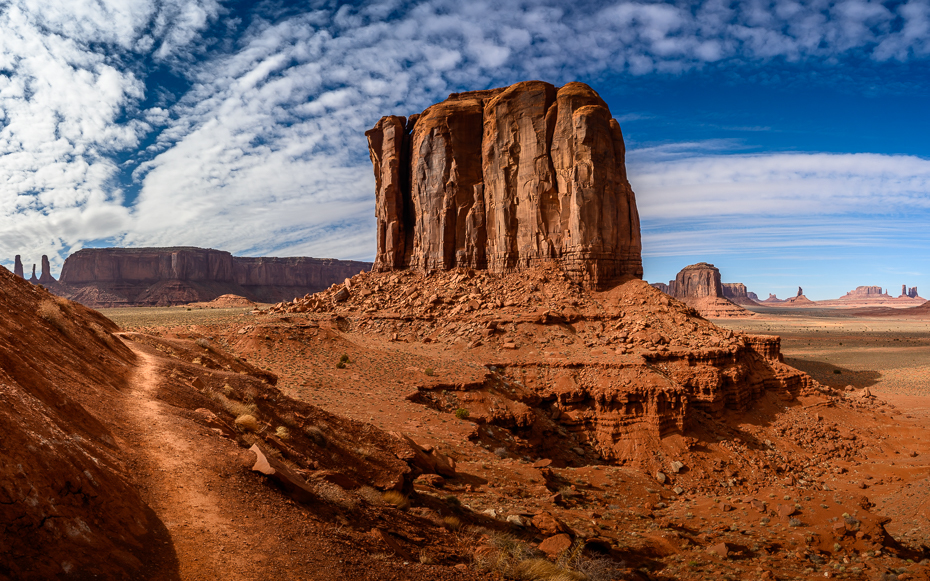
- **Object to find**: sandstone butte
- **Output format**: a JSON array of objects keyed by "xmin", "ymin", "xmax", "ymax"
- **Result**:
[
  {"xmin": 651, "ymin": 262, "xmax": 754, "ymax": 318},
  {"xmin": 12, "ymin": 247, "xmax": 372, "ymax": 307},
  {"xmin": 366, "ymin": 80, "xmax": 641, "ymax": 289},
  {"xmin": 266, "ymin": 81, "xmax": 822, "ymax": 469}
]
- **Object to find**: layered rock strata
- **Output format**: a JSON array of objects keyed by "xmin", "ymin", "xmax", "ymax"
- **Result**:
[
  {"xmin": 367, "ymin": 81, "xmax": 642, "ymax": 289},
  {"xmin": 47, "ymin": 247, "xmax": 371, "ymax": 307}
]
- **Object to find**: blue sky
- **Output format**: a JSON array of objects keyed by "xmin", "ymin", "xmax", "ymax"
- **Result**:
[{"xmin": 1, "ymin": 0, "xmax": 929, "ymax": 300}]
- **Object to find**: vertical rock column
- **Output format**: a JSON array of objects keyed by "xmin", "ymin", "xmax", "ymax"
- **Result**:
[
  {"xmin": 39, "ymin": 255, "xmax": 56, "ymax": 284},
  {"xmin": 366, "ymin": 115, "xmax": 410, "ymax": 271},
  {"xmin": 13, "ymin": 255, "xmax": 23, "ymax": 278}
]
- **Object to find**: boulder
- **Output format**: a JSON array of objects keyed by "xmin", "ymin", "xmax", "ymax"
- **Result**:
[
  {"xmin": 538, "ymin": 533, "xmax": 572, "ymax": 556},
  {"xmin": 366, "ymin": 80, "xmax": 642, "ymax": 289},
  {"xmin": 249, "ymin": 444, "xmax": 316, "ymax": 503}
]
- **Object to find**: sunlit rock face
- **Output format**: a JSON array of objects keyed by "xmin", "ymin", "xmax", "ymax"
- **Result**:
[{"xmin": 367, "ymin": 81, "xmax": 642, "ymax": 289}]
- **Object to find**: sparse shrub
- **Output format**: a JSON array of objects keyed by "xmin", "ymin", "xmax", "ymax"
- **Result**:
[
  {"xmin": 281, "ymin": 412, "xmax": 298, "ymax": 428},
  {"xmin": 382, "ymin": 490, "xmax": 410, "ymax": 510},
  {"xmin": 789, "ymin": 517, "xmax": 804, "ymax": 527},
  {"xmin": 455, "ymin": 408, "xmax": 470, "ymax": 420},
  {"xmin": 494, "ymin": 447, "xmax": 509, "ymax": 458},
  {"xmin": 304, "ymin": 425, "xmax": 327, "ymax": 447},
  {"xmin": 275, "ymin": 426, "xmax": 290, "ymax": 439},
  {"xmin": 336, "ymin": 361, "xmax": 346, "ymax": 369},
  {"xmin": 210, "ymin": 391, "xmax": 256, "ymax": 418},
  {"xmin": 444, "ymin": 494, "xmax": 461, "ymax": 507},
  {"xmin": 833, "ymin": 369, "xmax": 841, "ymax": 374},
  {"xmin": 196, "ymin": 338, "xmax": 210, "ymax": 349},
  {"xmin": 340, "ymin": 354, "xmax": 350, "ymax": 364},
  {"xmin": 424, "ymin": 368, "xmax": 434, "ymax": 376},
  {"xmin": 418, "ymin": 550, "xmax": 435, "ymax": 565},
  {"xmin": 443, "ymin": 515, "xmax": 462, "ymax": 531},
  {"xmin": 235, "ymin": 414, "xmax": 260, "ymax": 432},
  {"xmin": 37, "ymin": 301, "xmax": 67, "ymax": 333}
]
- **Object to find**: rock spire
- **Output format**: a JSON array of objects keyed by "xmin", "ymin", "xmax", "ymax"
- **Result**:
[
  {"xmin": 13, "ymin": 255, "xmax": 23, "ymax": 278},
  {"xmin": 38, "ymin": 255, "xmax": 56, "ymax": 284}
]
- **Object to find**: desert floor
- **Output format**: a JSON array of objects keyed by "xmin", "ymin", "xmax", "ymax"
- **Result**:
[{"xmin": 97, "ymin": 304, "xmax": 930, "ymax": 580}]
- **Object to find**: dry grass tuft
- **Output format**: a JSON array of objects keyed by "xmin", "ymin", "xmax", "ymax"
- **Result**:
[
  {"xmin": 303, "ymin": 425, "xmax": 327, "ymax": 446},
  {"xmin": 37, "ymin": 301, "xmax": 68, "ymax": 333},
  {"xmin": 381, "ymin": 490, "xmax": 410, "ymax": 511},
  {"xmin": 275, "ymin": 426, "xmax": 290, "ymax": 439},
  {"xmin": 472, "ymin": 532, "xmax": 593, "ymax": 581},
  {"xmin": 234, "ymin": 414, "xmax": 260, "ymax": 432},
  {"xmin": 443, "ymin": 515, "xmax": 462, "ymax": 531},
  {"xmin": 210, "ymin": 391, "xmax": 257, "ymax": 418}
]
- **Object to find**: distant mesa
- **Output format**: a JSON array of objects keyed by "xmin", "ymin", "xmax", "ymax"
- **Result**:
[
  {"xmin": 761, "ymin": 283, "xmax": 924, "ymax": 309},
  {"xmin": 367, "ymin": 80, "xmax": 642, "ymax": 289},
  {"xmin": 650, "ymin": 262, "xmax": 753, "ymax": 318},
  {"xmin": 11, "ymin": 247, "xmax": 372, "ymax": 308}
]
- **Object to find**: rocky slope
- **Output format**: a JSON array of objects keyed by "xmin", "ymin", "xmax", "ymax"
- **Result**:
[
  {"xmin": 43, "ymin": 247, "xmax": 371, "ymax": 307},
  {"xmin": 261, "ymin": 265, "xmax": 815, "ymax": 469},
  {"xmin": 367, "ymin": 81, "xmax": 642, "ymax": 289},
  {"xmin": 0, "ymin": 265, "xmax": 167, "ymax": 579}
]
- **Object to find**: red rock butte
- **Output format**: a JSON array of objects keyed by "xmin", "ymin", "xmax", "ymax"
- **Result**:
[{"xmin": 366, "ymin": 80, "xmax": 642, "ymax": 289}]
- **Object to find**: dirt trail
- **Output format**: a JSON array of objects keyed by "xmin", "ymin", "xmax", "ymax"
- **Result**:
[{"xmin": 120, "ymin": 341, "xmax": 257, "ymax": 580}]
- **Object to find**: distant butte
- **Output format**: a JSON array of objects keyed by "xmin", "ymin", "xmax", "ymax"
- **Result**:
[
  {"xmin": 13, "ymin": 247, "xmax": 372, "ymax": 307},
  {"xmin": 651, "ymin": 262, "xmax": 754, "ymax": 318}
]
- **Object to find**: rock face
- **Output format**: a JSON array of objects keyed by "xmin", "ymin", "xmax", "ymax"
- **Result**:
[
  {"xmin": 13, "ymin": 255, "xmax": 23, "ymax": 278},
  {"xmin": 367, "ymin": 80, "xmax": 642, "ymax": 289},
  {"xmin": 672, "ymin": 263, "xmax": 723, "ymax": 298},
  {"xmin": 908, "ymin": 286, "xmax": 918, "ymax": 298},
  {"xmin": 28, "ymin": 263, "xmax": 38, "ymax": 284},
  {"xmin": 49, "ymin": 247, "xmax": 372, "ymax": 307}
]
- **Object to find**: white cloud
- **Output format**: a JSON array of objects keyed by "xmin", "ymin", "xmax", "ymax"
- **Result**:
[{"xmin": 3, "ymin": 0, "xmax": 930, "ymax": 274}]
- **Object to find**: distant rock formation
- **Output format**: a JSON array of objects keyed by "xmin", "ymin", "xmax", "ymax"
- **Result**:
[
  {"xmin": 39, "ymin": 247, "xmax": 371, "ymax": 307},
  {"xmin": 367, "ymin": 80, "xmax": 642, "ymax": 289},
  {"xmin": 38, "ymin": 255, "xmax": 56, "ymax": 285},
  {"xmin": 796, "ymin": 286, "xmax": 803, "ymax": 297},
  {"xmin": 843, "ymin": 286, "xmax": 888, "ymax": 298},
  {"xmin": 901, "ymin": 285, "xmax": 919, "ymax": 298},
  {"xmin": 722, "ymin": 282, "xmax": 761, "ymax": 306},
  {"xmin": 651, "ymin": 263, "xmax": 751, "ymax": 318},
  {"xmin": 761, "ymin": 293, "xmax": 785, "ymax": 303},
  {"xmin": 28, "ymin": 264, "xmax": 38, "ymax": 284},
  {"xmin": 13, "ymin": 255, "xmax": 23, "ymax": 278}
]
